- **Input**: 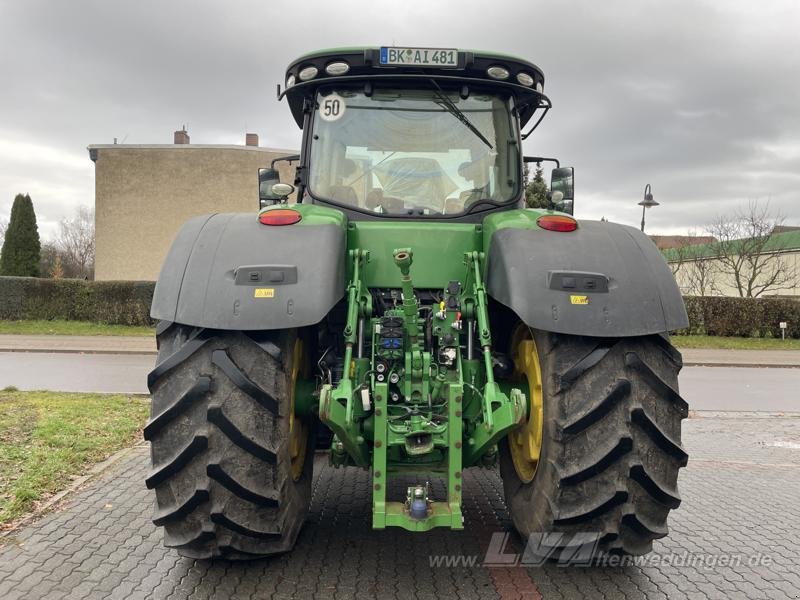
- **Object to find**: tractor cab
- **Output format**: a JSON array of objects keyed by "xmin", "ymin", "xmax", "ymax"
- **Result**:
[{"xmin": 270, "ymin": 47, "xmax": 572, "ymax": 218}]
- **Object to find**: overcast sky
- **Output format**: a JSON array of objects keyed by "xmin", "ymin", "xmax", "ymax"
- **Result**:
[{"xmin": 1, "ymin": 0, "xmax": 798, "ymax": 240}]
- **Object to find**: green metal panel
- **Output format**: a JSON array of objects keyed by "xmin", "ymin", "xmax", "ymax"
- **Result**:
[
  {"xmin": 445, "ymin": 382, "xmax": 464, "ymax": 528},
  {"xmin": 381, "ymin": 500, "xmax": 461, "ymax": 532},
  {"xmin": 290, "ymin": 46, "xmax": 372, "ymax": 63},
  {"xmin": 347, "ymin": 221, "xmax": 482, "ymax": 288},
  {"xmin": 372, "ymin": 381, "xmax": 389, "ymax": 528},
  {"xmin": 480, "ymin": 208, "xmax": 550, "ymax": 255}
]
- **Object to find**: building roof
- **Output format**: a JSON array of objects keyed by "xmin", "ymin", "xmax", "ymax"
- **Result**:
[
  {"xmin": 662, "ymin": 229, "xmax": 800, "ymax": 261},
  {"xmin": 650, "ymin": 235, "xmax": 716, "ymax": 250},
  {"xmin": 87, "ymin": 144, "xmax": 298, "ymax": 153}
]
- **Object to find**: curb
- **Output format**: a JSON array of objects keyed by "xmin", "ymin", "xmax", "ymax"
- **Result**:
[
  {"xmin": 0, "ymin": 347, "xmax": 156, "ymax": 356},
  {"xmin": 0, "ymin": 441, "xmax": 148, "ymax": 539},
  {"xmin": 689, "ymin": 410, "xmax": 800, "ymax": 419},
  {"xmin": 683, "ymin": 361, "xmax": 800, "ymax": 369}
]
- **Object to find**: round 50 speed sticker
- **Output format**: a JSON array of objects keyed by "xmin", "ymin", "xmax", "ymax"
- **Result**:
[{"xmin": 318, "ymin": 93, "xmax": 346, "ymax": 122}]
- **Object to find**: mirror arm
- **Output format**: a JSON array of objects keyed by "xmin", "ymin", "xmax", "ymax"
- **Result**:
[
  {"xmin": 523, "ymin": 156, "xmax": 560, "ymax": 168},
  {"xmin": 271, "ymin": 154, "xmax": 301, "ymax": 169},
  {"xmin": 520, "ymin": 100, "xmax": 551, "ymax": 140}
]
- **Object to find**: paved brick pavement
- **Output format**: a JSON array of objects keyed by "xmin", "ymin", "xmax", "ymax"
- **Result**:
[{"xmin": 1, "ymin": 416, "xmax": 799, "ymax": 599}]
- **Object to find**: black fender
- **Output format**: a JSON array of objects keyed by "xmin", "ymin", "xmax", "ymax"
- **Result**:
[
  {"xmin": 486, "ymin": 220, "xmax": 688, "ymax": 337},
  {"xmin": 151, "ymin": 213, "xmax": 345, "ymax": 330}
]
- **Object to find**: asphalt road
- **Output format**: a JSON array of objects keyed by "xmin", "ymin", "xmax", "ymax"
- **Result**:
[
  {"xmin": 1, "ymin": 351, "xmax": 798, "ymax": 411},
  {"xmin": 0, "ymin": 352, "xmax": 155, "ymax": 395}
]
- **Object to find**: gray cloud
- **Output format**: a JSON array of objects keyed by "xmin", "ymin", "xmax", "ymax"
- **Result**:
[{"xmin": 0, "ymin": 0, "xmax": 798, "ymax": 238}]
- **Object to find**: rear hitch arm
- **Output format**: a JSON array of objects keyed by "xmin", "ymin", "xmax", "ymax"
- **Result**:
[
  {"xmin": 461, "ymin": 251, "xmax": 527, "ymax": 466},
  {"xmin": 318, "ymin": 248, "xmax": 371, "ymax": 467}
]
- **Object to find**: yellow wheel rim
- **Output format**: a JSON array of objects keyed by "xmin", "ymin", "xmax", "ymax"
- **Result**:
[
  {"xmin": 289, "ymin": 338, "xmax": 309, "ymax": 481},
  {"xmin": 508, "ymin": 325, "xmax": 544, "ymax": 484}
]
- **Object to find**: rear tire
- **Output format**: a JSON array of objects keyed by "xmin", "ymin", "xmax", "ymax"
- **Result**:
[
  {"xmin": 144, "ymin": 323, "xmax": 314, "ymax": 559},
  {"xmin": 499, "ymin": 330, "xmax": 688, "ymax": 560}
]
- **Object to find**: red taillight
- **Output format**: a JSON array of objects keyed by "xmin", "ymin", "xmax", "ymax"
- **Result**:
[
  {"xmin": 537, "ymin": 215, "xmax": 578, "ymax": 232},
  {"xmin": 258, "ymin": 209, "xmax": 302, "ymax": 226}
]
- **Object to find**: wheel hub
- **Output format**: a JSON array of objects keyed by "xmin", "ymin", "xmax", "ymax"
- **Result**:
[
  {"xmin": 508, "ymin": 329, "xmax": 544, "ymax": 483},
  {"xmin": 289, "ymin": 338, "xmax": 309, "ymax": 481}
]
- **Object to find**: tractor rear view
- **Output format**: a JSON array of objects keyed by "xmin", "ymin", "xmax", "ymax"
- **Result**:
[{"xmin": 145, "ymin": 47, "xmax": 689, "ymax": 560}]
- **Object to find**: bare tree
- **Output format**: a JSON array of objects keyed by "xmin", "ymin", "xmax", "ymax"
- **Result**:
[
  {"xmin": 678, "ymin": 229, "xmax": 720, "ymax": 296},
  {"xmin": 682, "ymin": 256, "xmax": 720, "ymax": 296},
  {"xmin": 707, "ymin": 200, "xmax": 797, "ymax": 297},
  {"xmin": 668, "ymin": 242, "xmax": 687, "ymax": 277},
  {"xmin": 56, "ymin": 206, "xmax": 95, "ymax": 279},
  {"xmin": 39, "ymin": 242, "xmax": 61, "ymax": 277}
]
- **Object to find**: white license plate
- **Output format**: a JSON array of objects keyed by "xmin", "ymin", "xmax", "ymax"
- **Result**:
[{"xmin": 379, "ymin": 47, "xmax": 459, "ymax": 68}]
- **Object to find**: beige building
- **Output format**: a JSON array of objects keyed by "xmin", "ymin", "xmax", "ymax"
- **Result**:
[
  {"xmin": 89, "ymin": 130, "xmax": 298, "ymax": 281},
  {"xmin": 665, "ymin": 230, "xmax": 800, "ymax": 297}
]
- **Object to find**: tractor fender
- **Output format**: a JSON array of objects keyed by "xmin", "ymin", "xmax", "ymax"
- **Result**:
[
  {"xmin": 151, "ymin": 213, "xmax": 345, "ymax": 330},
  {"xmin": 485, "ymin": 220, "xmax": 688, "ymax": 337}
]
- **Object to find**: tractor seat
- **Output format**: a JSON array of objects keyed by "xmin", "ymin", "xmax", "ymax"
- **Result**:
[
  {"xmin": 328, "ymin": 185, "xmax": 358, "ymax": 204},
  {"xmin": 366, "ymin": 188, "xmax": 403, "ymax": 213}
]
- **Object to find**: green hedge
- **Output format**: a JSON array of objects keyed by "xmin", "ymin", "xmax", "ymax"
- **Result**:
[
  {"xmin": 0, "ymin": 277, "xmax": 155, "ymax": 326},
  {"xmin": 678, "ymin": 296, "xmax": 800, "ymax": 338},
  {"xmin": 1, "ymin": 277, "xmax": 798, "ymax": 337}
]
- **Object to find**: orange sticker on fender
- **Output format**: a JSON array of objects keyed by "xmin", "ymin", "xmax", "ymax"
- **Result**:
[
  {"xmin": 254, "ymin": 288, "xmax": 275, "ymax": 298},
  {"xmin": 570, "ymin": 295, "xmax": 589, "ymax": 305}
]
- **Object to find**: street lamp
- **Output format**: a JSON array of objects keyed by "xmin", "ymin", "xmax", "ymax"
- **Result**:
[{"xmin": 638, "ymin": 184, "xmax": 659, "ymax": 232}]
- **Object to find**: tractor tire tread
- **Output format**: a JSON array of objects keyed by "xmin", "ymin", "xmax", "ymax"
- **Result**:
[
  {"xmin": 145, "ymin": 432, "xmax": 209, "ymax": 489},
  {"xmin": 144, "ymin": 377, "xmax": 211, "ymax": 441},
  {"xmin": 206, "ymin": 403, "xmax": 278, "ymax": 464},
  {"xmin": 500, "ymin": 333, "xmax": 687, "ymax": 559},
  {"xmin": 146, "ymin": 325, "xmax": 313, "ymax": 559}
]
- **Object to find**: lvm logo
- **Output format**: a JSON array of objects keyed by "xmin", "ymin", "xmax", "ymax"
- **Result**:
[{"xmin": 428, "ymin": 531, "xmax": 603, "ymax": 568}]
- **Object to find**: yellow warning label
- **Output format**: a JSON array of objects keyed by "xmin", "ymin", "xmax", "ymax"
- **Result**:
[
  {"xmin": 570, "ymin": 295, "xmax": 589, "ymax": 305},
  {"xmin": 254, "ymin": 288, "xmax": 275, "ymax": 298}
]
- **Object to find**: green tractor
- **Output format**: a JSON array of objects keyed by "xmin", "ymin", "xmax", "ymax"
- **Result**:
[{"xmin": 145, "ymin": 47, "xmax": 689, "ymax": 560}]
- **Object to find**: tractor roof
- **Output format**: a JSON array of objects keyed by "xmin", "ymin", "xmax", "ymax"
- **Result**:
[{"xmin": 281, "ymin": 46, "xmax": 548, "ymax": 129}]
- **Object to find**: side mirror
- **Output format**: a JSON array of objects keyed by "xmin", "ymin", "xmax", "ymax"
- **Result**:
[
  {"xmin": 271, "ymin": 182, "xmax": 295, "ymax": 200},
  {"xmin": 259, "ymin": 168, "xmax": 282, "ymax": 208},
  {"xmin": 550, "ymin": 167, "xmax": 574, "ymax": 215}
]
